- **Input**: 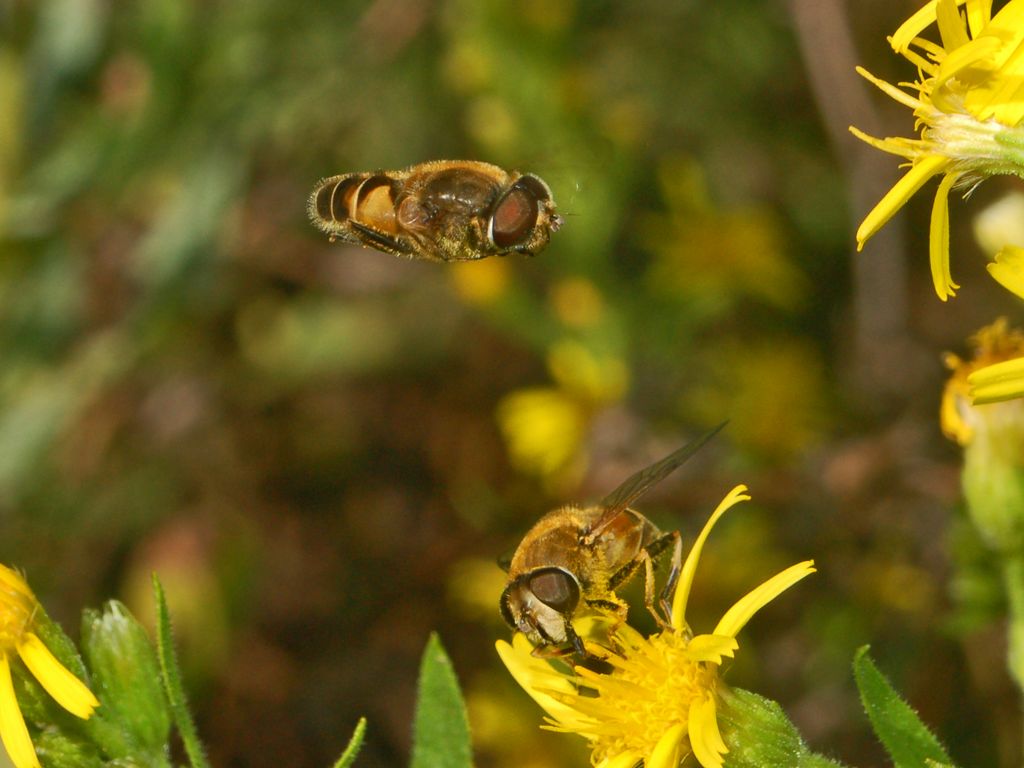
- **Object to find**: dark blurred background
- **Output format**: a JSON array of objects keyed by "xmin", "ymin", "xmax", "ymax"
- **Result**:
[{"xmin": 2, "ymin": 0, "xmax": 1022, "ymax": 765}]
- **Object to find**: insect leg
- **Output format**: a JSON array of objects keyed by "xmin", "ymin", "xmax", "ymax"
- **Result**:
[
  {"xmin": 348, "ymin": 221, "xmax": 416, "ymax": 257},
  {"xmin": 639, "ymin": 530, "xmax": 682, "ymax": 628},
  {"xmin": 607, "ymin": 557, "xmax": 643, "ymax": 591},
  {"xmin": 657, "ymin": 531, "xmax": 683, "ymax": 626}
]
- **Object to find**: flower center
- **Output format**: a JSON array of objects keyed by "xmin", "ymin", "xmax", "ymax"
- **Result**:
[{"xmin": 586, "ymin": 630, "xmax": 720, "ymax": 764}]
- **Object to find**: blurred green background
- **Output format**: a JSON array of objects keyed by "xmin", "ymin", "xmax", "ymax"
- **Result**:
[{"xmin": 3, "ymin": 0, "xmax": 1023, "ymax": 765}]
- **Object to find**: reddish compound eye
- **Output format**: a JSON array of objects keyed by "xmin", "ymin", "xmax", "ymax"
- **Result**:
[
  {"xmin": 528, "ymin": 568, "xmax": 580, "ymax": 614},
  {"xmin": 490, "ymin": 186, "xmax": 540, "ymax": 248}
]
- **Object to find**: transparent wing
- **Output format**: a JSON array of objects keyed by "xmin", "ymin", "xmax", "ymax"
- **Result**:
[{"xmin": 592, "ymin": 422, "xmax": 727, "ymax": 532}]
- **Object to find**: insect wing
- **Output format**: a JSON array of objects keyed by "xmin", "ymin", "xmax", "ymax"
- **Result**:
[{"xmin": 591, "ymin": 422, "xmax": 727, "ymax": 533}]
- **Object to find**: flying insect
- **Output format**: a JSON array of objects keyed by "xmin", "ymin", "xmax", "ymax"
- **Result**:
[
  {"xmin": 500, "ymin": 424, "xmax": 726, "ymax": 661},
  {"xmin": 308, "ymin": 160, "xmax": 562, "ymax": 262}
]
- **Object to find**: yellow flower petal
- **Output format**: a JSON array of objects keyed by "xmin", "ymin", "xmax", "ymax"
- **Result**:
[
  {"xmin": 988, "ymin": 246, "xmax": 1024, "ymax": 298},
  {"xmin": 647, "ymin": 721, "xmax": 686, "ymax": 768},
  {"xmin": 969, "ymin": 356, "xmax": 1024, "ymax": 403},
  {"xmin": 0, "ymin": 566, "xmax": 31, "ymax": 600},
  {"xmin": 16, "ymin": 634, "xmax": 98, "ymax": 719},
  {"xmin": 853, "ymin": 67, "xmax": 925, "ymax": 111},
  {"xmin": 965, "ymin": 0, "xmax": 994, "ymax": 38},
  {"xmin": 856, "ymin": 155, "xmax": 951, "ymax": 250},
  {"xmin": 969, "ymin": 44, "xmax": 1024, "ymax": 124},
  {"xmin": 688, "ymin": 695, "xmax": 727, "ymax": 768},
  {"xmin": 891, "ymin": 0, "xmax": 964, "ymax": 51},
  {"xmin": 941, "ymin": 365, "xmax": 974, "ymax": 444},
  {"xmin": 0, "ymin": 654, "xmax": 39, "ymax": 768},
  {"xmin": 936, "ymin": 0, "xmax": 970, "ymax": 52},
  {"xmin": 930, "ymin": 171, "xmax": 962, "ymax": 301},
  {"xmin": 934, "ymin": 34, "xmax": 1002, "ymax": 95},
  {"xmin": 672, "ymin": 485, "xmax": 750, "ymax": 631},
  {"xmin": 713, "ymin": 561, "xmax": 816, "ymax": 639},
  {"xmin": 599, "ymin": 753, "xmax": 645, "ymax": 768},
  {"xmin": 494, "ymin": 638, "xmax": 582, "ymax": 725},
  {"xmin": 686, "ymin": 634, "xmax": 739, "ymax": 665}
]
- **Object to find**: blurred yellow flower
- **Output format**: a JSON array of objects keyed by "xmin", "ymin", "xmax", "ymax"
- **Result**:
[
  {"xmin": 497, "ymin": 388, "xmax": 588, "ymax": 480},
  {"xmin": 450, "ymin": 259, "xmax": 512, "ymax": 305},
  {"xmin": 943, "ymin": 319, "xmax": 1024, "ymax": 563},
  {"xmin": 497, "ymin": 341, "xmax": 628, "ymax": 485},
  {"xmin": 547, "ymin": 340, "xmax": 628, "ymax": 404},
  {"xmin": 548, "ymin": 277, "xmax": 605, "ymax": 330},
  {"xmin": 852, "ymin": 0, "xmax": 1024, "ymax": 301},
  {"xmin": 0, "ymin": 564, "xmax": 99, "ymax": 768},
  {"xmin": 643, "ymin": 156, "xmax": 805, "ymax": 310},
  {"xmin": 497, "ymin": 486, "xmax": 815, "ymax": 768},
  {"xmin": 973, "ymin": 192, "xmax": 1024, "ymax": 259},
  {"xmin": 943, "ymin": 319, "xmax": 1024, "ymax": 439},
  {"xmin": 987, "ymin": 245, "xmax": 1024, "ymax": 300},
  {"xmin": 680, "ymin": 338, "xmax": 825, "ymax": 462}
]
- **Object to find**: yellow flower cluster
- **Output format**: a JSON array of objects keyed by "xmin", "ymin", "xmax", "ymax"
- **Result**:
[{"xmin": 853, "ymin": 0, "xmax": 1024, "ymax": 301}]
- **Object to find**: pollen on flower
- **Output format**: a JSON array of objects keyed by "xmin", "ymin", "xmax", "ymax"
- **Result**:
[{"xmin": 563, "ymin": 629, "xmax": 722, "ymax": 765}]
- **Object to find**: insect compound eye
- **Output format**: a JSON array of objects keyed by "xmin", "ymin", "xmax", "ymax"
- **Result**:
[
  {"xmin": 527, "ymin": 568, "xmax": 580, "ymax": 614},
  {"xmin": 489, "ymin": 181, "xmax": 543, "ymax": 248}
]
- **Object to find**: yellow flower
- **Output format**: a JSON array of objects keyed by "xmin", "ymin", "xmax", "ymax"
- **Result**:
[
  {"xmin": 496, "ymin": 486, "xmax": 816, "ymax": 768},
  {"xmin": 987, "ymin": 244, "xmax": 1024, "ymax": 301},
  {"xmin": 852, "ymin": 0, "xmax": 1024, "ymax": 301},
  {"xmin": 449, "ymin": 259, "xmax": 512, "ymax": 305},
  {"xmin": 942, "ymin": 319, "xmax": 1024, "ymax": 426},
  {"xmin": 0, "ymin": 564, "xmax": 99, "ymax": 768},
  {"xmin": 496, "ymin": 341, "xmax": 628, "ymax": 486},
  {"xmin": 496, "ymin": 387, "xmax": 588, "ymax": 480},
  {"xmin": 943, "ymin": 320, "xmax": 1024, "ymax": 557}
]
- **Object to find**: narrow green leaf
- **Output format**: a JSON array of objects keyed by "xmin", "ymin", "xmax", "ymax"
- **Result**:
[
  {"xmin": 719, "ymin": 688, "xmax": 847, "ymax": 768},
  {"xmin": 153, "ymin": 574, "xmax": 211, "ymax": 768},
  {"xmin": 331, "ymin": 717, "xmax": 367, "ymax": 768},
  {"xmin": 410, "ymin": 633, "xmax": 472, "ymax": 768},
  {"xmin": 853, "ymin": 646, "xmax": 954, "ymax": 768}
]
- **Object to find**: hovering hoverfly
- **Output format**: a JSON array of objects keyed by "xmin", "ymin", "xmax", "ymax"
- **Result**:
[
  {"xmin": 500, "ymin": 424, "xmax": 726, "ymax": 662},
  {"xmin": 308, "ymin": 160, "xmax": 562, "ymax": 262}
]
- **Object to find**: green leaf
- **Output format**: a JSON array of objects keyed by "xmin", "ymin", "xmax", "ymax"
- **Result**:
[
  {"xmin": 13, "ymin": 605, "xmax": 103, "ymax": 740},
  {"xmin": 410, "ymin": 633, "xmax": 472, "ymax": 768},
  {"xmin": 81, "ymin": 601, "xmax": 172, "ymax": 760},
  {"xmin": 719, "ymin": 688, "xmax": 847, "ymax": 768},
  {"xmin": 153, "ymin": 574, "xmax": 212, "ymax": 768},
  {"xmin": 31, "ymin": 728, "xmax": 105, "ymax": 768},
  {"xmin": 853, "ymin": 646, "xmax": 955, "ymax": 768},
  {"xmin": 32, "ymin": 606, "xmax": 91, "ymax": 684},
  {"xmin": 331, "ymin": 717, "xmax": 367, "ymax": 768}
]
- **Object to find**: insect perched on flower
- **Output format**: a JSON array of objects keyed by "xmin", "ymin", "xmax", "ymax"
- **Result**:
[
  {"xmin": 497, "ymin": 486, "xmax": 816, "ymax": 768},
  {"xmin": 308, "ymin": 160, "xmax": 562, "ymax": 262},
  {"xmin": 500, "ymin": 424, "xmax": 725, "ymax": 664}
]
